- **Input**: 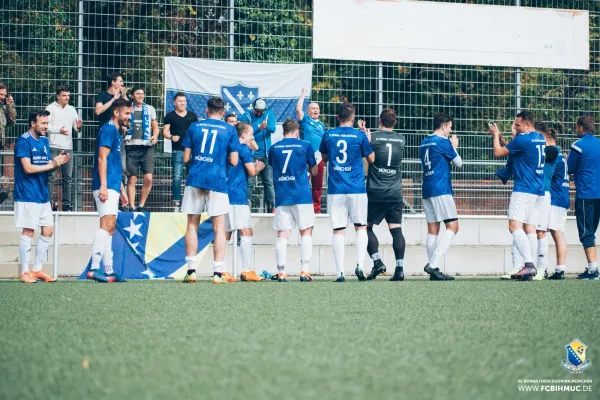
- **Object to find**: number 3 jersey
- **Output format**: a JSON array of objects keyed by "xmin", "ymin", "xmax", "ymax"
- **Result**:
[
  {"xmin": 319, "ymin": 126, "xmax": 374, "ymax": 195},
  {"xmin": 367, "ymin": 130, "xmax": 405, "ymax": 202},
  {"xmin": 182, "ymin": 118, "xmax": 239, "ymax": 193},
  {"xmin": 505, "ymin": 131, "xmax": 545, "ymax": 196},
  {"xmin": 269, "ymin": 138, "xmax": 316, "ymax": 207},
  {"xmin": 419, "ymin": 134, "xmax": 459, "ymax": 199}
]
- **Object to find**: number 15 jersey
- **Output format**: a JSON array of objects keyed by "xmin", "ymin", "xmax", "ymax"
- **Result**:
[
  {"xmin": 269, "ymin": 138, "xmax": 316, "ymax": 207},
  {"xmin": 319, "ymin": 126, "xmax": 373, "ymax": 195},
  {"xmin": 505, "ymin": 131, "xmax": 545, "ymax": 196},
  {"xmin": 420, "ymin": 134, "xmax": 458, "ymax": 199}
]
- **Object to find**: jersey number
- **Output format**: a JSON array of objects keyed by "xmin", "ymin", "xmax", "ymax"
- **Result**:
[
  {"xmin": 201, "ymin": 129, "xmax": 218, "ymax": 154},
  {"xmin": 386, "ymin": 143, "xmax": 393, "ymax": 167},
  {"xmin": 424, "ymin": 149, "xmax": 432, "ymax": 170},
  {"xmin": 281, "ymin": 150, "xmax": 293, "ymax": 174},
  {"xmin": 563, "ymin": 158, "xmax": 568, "ymax": 180},
  {"xmin": 536, "ymin": 144, "xmax": 546, "ymax": 168},
  {"xmin": 336, "ymin": 140, "xmax": 347, "ymax": 164}
]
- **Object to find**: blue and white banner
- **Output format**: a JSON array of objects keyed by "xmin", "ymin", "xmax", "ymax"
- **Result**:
[{"xmin": 164, "ymin": 58, "xmax": 313, "ymax": 121}]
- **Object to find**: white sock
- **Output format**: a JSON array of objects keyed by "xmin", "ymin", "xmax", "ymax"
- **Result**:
[
  {"xmin": 430, "ymin": 230, "xmax": 455, "ymax": 269},
  {"xmin": 589, "ymin": 262, "xmax": 598, "ymax": 273},
  {"xmin": 396, "ymin": 259, "xmax": 404, "ymax": 267},
  {"xmin": 371, "ymin": 252, "xmax": 381, "ymax": 261},
  {"xmin": 332, "ymin": 234, "xmax": 345, "ymax": 275},
  {"xmin": 19, "ymin": 235, "xmax": 32, "ymax": 274},
  {"xmin": 185, "ymin": 256, "xmax": 197, "ymax": 271},
  {"xmin": 300, "ymin": 235, "xmax": 312, "ymax": 273},
  {"xmin": 240, "ymin": 236, "xmax": 253, "ymax": 271},
  {"xmin": 537, "ymin": 236, "xmax": 548, "ymax": 273},
  {"xmin": 556, "ymin": 264, "xmax": 566, "ymax": 273},
  {"xmin": 91, "ymin": 229, "xmax": 110, "ymax": 270},
  {"xmin": 511, "ymin": 240, "xmax": 524, "ymax": 270},
  {"xmin": 426, "ymin": 234, "xmax": 438, "ymax": 261},
  {"xmin": 213, "ymin": 260, "xmax": 223, "ymax": 274},
  {"xmin": 511, "ymin": 229, "xmax": 532, "ymax": 264},
  {"xmin": 527, "ymin": 233, "xmax": 538, "ymax": 267},
  {"xmin": 33, "ymin": 235, "xmax": 51, "ymax": 272},
  {"xmin": 103, "ymin": 235, "xmax": 114, "ymax": 275},
  {"xmin": 355, "ymin": 229, "xmax": 368, "ymax": 269},
  {"xmin": 275, "ymin": 237, "xmax": 287, "ymax": 268}
]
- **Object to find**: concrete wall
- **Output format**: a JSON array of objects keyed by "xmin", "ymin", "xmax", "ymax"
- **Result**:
[{"xmin": 0, "ymin": 213, "xmax": 591, "ymax": 278}]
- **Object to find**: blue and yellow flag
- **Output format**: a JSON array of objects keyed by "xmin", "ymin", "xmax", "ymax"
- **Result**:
[{"xmin": 79, "ymin": 212, "xmax": 214, "ymax": 279}]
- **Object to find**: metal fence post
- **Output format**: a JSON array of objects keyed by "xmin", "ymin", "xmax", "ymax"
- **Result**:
[
  {"xmin": 232, "ymin": 229, "xmax": 238, "ymax": 277},
  {"xmin": 53, "ymin": 212, "xmax": 59, "ymax": 278}
]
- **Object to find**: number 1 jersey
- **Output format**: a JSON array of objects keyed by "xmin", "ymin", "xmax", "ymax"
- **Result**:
[
  {"xmin": 319, "ymin": 126, "xmax": 373, "ymax": 195},
  {"xmin": 269, "ymin": 138, "xmax": 316, "ymax": 207},
  {"xmin": 182, "ymin": 118, "xmax": 239, "ymax": 194},
  {"xmin": 367, "ymin": 130, "xmax": 405, "ymax": 202}
]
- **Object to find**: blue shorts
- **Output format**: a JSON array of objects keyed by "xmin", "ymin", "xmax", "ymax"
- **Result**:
[{"xmin": 575, "ymin": 198, "xmax": 600, "ymax": 248}]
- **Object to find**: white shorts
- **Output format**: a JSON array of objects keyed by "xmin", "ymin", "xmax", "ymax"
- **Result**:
[
  {"xmin": 181, "ymin": 186, "xmax": 229, "ymax": 217},
  {"xmin": 508, "ymin": 192, "xmax": 545, "ymax": 225},
  {"xmin": 93, "ymin": 189, "xmax": 120, "ymax": 218},
  {"xmin": 535, "ymin": 192, "xmax": 552, "ymax": 231},
  {"xmin": 226, "ymin": 204, "xmax": 252, "ymax": 232},
  {"xmin": 14, "ymin": 201, "xmax": 53, "ymax": 229},
  {"xmin": 328, "ymin": 194, "xmax": 368, "ymax": 229},
  {"xmin": 547, "ymin": 205, "xmax": 568, "ymax": 232},
  {"xmin": 423, "ymin": 195, "xmax": 458, "ymax": 223},
  {"xmin": 273, "ymin": 204, "xmax": 315, "ymax": 231}
]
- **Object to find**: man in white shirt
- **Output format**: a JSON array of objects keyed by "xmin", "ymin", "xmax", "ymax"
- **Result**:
[{"xmin": 46, "ymin": 85, "xmax": 82, "ymax": 211}]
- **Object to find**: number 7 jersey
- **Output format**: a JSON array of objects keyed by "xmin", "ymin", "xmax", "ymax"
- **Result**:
[
  {"xmin": 269, "ymin": 138, "xmax": 316, "ymax": 207},
  {"xmin": 319, "ymin": 126, "xmax": 373, "ymax": 195},
  {"xmin": 182, "ymin": 118, "xmax": 239, "ymax": 193}
]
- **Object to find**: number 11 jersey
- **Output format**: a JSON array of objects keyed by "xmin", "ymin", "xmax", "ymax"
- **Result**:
[
  {"xmin": 319, "ymin": 126, "xmax": 373, "ymax": 195},
  {"xmin": 419, "ymin": 134, "xmax": 458, "ymax": 199}
]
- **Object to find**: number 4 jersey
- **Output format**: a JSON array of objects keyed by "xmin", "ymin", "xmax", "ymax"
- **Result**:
[
  {"xmin": 319, "ymin": 126, "xmax": 373, "ymax": 195},
  {"xmin": 182, "ymin": 118, "xmax": 239, "ymax": 193},
  {"xmin": 269, "ymin": 138, "xmax": 316, "ymax": 207},
  {"xmin": 505, "ymin": 131, "xmax": 545, "ymax": 196},
  {"xmin": 419, "ymin": 134, "xmax": 459, "ymax": 199}
]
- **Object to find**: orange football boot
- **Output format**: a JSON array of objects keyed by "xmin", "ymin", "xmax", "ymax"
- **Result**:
[
  {"xmin": 300, "ymin": 271, "xmax": 312, "ymax": 282},
  {"xmin": 240, "ymin": 270, "xmax": 264, "ymax": 282},
  {"xmin": 221, "ymin": 271, "xmax": 238, "ymax": 283},
  {"xmin": 31, "ymin": 270, "xmax": 57, "ymax": 282},
  {"xmin": 20, "ymin": 271, "xmax": 37, "ymax": 283}
]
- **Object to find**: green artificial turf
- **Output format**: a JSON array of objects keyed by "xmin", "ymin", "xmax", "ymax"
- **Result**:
[{"xmin": 0, "ymin": 279, "xmax": 598, "ymax": 400}]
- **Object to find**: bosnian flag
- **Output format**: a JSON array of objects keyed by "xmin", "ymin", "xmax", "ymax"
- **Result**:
[{"xmin": 164, "ymin": 58, "xmax": 313, "ymax": 122}]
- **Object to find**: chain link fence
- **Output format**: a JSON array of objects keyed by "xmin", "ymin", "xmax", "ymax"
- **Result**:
[{"xmin": 1, "ymin": 0, "xmax": 597, "ymax": 214}]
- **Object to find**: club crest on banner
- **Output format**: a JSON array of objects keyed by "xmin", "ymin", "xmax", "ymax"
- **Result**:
[
  {"xmin": 221, "ymin": 82, "xmax": 259, "ymax": 116},
  {"xmin": 561, "ymin": 339, "xmax": 592, "ymax": 374}
]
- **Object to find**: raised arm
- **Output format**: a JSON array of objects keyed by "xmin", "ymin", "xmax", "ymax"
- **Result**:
[
  {"xmin": 296, "ymin": 88, "xmax": 307, "ymax": 121},
  {"xmin": 21, "ymin": 152, "xmax": 69, "ymax": 174}
]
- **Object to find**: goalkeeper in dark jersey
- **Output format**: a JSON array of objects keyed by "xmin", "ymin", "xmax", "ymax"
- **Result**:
[{"xmin": 365, "ymin": 108, "xmax": 407, "ymax": 281}]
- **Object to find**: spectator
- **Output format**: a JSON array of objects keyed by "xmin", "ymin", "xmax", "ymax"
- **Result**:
[
  {"xmin": 162, "ymin": 92, "xmax": 198, "ymax": 212},
  {"xmin": 225, "ymin": 113, "xmax": 238, "ymax": 126},
  {"xmin": 240, "ymin": 98, "xmax": 276, "ymax": 212},
  {"xmin": 125, "ymin": 87, "xmax": 159, "ymax": 212},
  {"xmin": 46, "ymin": 85, "xmax": 82, "ymax": 211},
  {"xmin": 568, "ymin": 115, "xmax": 600, "ymax": 280},
  {"xmin": 0, "ymin": 81, "xmax": 16, "ymax": 203},
  {"xmin": 296, "ymin": 88, "xmax": 325, "ymax": 213}
]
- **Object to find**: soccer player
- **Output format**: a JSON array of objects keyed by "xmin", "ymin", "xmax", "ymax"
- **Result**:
[
  {"xmin": 419, "ymin": 113, "xmax": 462, "ymax": 281},
  {"xmin": 489, "ymin": 110, "xmax": 546, "ymax": 280},
  {"xmin": 568, "ymin": 115, "xmax": 600, "ymax": 280},
  {"xmin": 296, "ymin": 88, "xmax": 325, "ymax": 213},
  {"xmin": 181, "ymin": 97, "xmax": 239, "ymax": 284},
  {"xmin": 225, "ymin": 122, "xmax": 265, "ymax": 282},
  {"xmin": 88, "ymin": 99, "xmax": 131, "ymax": 283},
  {"xmin": 319, "ymin": 102, "xmax": 374, "ymax": 282},
  {"xmin": 545, "ymin": 128, "xmax": 570, "ymax": 280},
  {"xmin": 364, "ymin": 108, "xmax": 406, "ymax": 281},
  {"xmin": 269, "ymin": 119, "xmax": 318, "ymax": 282},
  {"xmin": 14, "ymin": 110, "xmax": 70, "ymax": 283}
]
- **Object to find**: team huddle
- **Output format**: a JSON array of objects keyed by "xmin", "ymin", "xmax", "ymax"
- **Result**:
[{"xmin": 13, "ymin": 93, "xmax": 600, "ymax": 283}]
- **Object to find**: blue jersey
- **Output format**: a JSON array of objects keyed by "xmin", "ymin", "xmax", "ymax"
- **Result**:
[
  {"xmin": 542, "ymin": 147, "xmax": 559, "ymax": 193},
  {"xmin": 14, "ymin": 131, "xmax": 51, "ymax": 203},
  {"xmin": 319, "ymin": 127, "xmax": 373, "ymax": 195},
  {"xmin": 419, "ymin": 135, "xmax": 459, "ymax": 199},
  {"xmin": 551, "ymin": 152, "xmax": 570, "ymax": 209},
  {"xmin": 92, "ymin": 121, "xmax": 123, "ymax": 192},
  {"xmin": 227, "ymin": 144, "xmax": 253, "ymax": 205},
  {"xmin": 269, "ymin": 138, "xmax": 316, "ymax": 207},
  {"xmin": 183, "ymin": 118, "xmax": 238, "ymax": 193},
  {"xmin": 300, "ymin": 114, "xmax": 325, "ymax": 156},
  {"xmin": 568, "ymin": 133, "xmax": 600, "ymax": 199},
  {"xmin": 506, "ymin": 132, "xmax": 545, "ymax": 196}
]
